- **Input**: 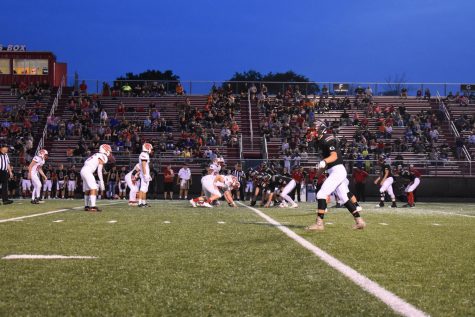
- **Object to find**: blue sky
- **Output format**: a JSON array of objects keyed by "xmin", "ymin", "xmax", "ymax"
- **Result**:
[{"xmin": 2, "ymin": 0, "xmax": 474, "ymax": 83}]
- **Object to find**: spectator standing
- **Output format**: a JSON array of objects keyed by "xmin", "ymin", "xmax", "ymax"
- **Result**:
[
  {"xmin": 291, "ymin": 167, "xmax": 304, "ymax": 203},
  {"xmin": 178, "ymin": 163, "xmax": 191, "ymax": 200},
  {"xmin": 352, "ymin": 166, "xmax": 369, "ymax": 202},
  {"xmin": 163, "ymin": 165, "xmax": 175, "ymax": 199}
]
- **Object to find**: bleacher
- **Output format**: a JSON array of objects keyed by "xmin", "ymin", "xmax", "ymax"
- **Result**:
[
  {"xmin": 264, "ymin": 96, "xmax": 463, "ymax": 176},
  {"xmin": 44, "ymin": 91, "xmax": 242, "ymax": 173}
]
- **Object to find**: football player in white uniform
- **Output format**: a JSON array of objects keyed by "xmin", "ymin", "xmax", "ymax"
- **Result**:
[
  {"xmin": 209, "ymin": 157, "xmax": 225, "ymax": 175},
  {"xmin": 138, "ymin": 143, "xmax": 153, "ymax": 207},
  {"xmin": 189, "ymin": 174, "xmax": 239, "ymax": 208},
  {"xmin": 125, "ymin": 163, "xmax": 141, "ymax": 206},
  {"xmin": 80, "ymin": 144, "xmax": 111, "ymax": 212},
  {"xmin": 28, "ymin": 149, "xmax": 48, "ymax": 204}
]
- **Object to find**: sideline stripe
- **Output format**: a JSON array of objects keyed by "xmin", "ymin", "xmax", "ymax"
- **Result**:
[
  {"xmin": 0, "ymin": 202, "xmax": 123, "ymax": 224},
  {"xmin": 237, "ymin": 202, "xmax": 428, "ymax": 317}
]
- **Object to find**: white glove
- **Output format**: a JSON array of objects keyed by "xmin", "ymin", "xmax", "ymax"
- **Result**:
[
  {"xmin": 146, "ymin": 175, "xmax": 152, "ymax": 182},
  {"xmin": 99, "ymin": 181, "xmax": 105, "ymax": 191},
  {"xmin": 318, "ymin": 160, "xmax": 327, "ymax": 169}
]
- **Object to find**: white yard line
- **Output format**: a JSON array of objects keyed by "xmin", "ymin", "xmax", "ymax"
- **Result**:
[
  {"xmin": 0, "ymin": 202, "xmax": 123, "ymax": 224},
  {"xmin": 237, "ymin": 202, "xmax": 429, "ymax": 317},
  {"xmin": 2, "ymin": 254, "xmax": 97, "ymax": 260}
]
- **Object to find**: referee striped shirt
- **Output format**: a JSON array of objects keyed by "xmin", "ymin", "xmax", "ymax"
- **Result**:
[
  {"xmin": 231, "ymin": 169, "xmax": 245, "ymax": 182},
  {"xmin": 0, "ymin": 153, "xmax": 9, "ymax": 171}
]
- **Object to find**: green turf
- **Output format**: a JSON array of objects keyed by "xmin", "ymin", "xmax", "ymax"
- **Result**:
[{"xmin": 0, "ymin": 200, "xmax": 474, "ymax": 316}]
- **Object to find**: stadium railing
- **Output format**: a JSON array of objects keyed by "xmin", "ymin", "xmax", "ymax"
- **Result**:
[
  {"xmin": 67, "ymin": 77, "xmax": 474, "ymax": 97},
  {"xmin": 35, "ymin": 75, "xmax": 65, "ymax": 155},
  {"xmin": 24, "ymin": 156, "xmax": 473, "ymax": 177},
  {"xmin": 436, "ymin": 91, "xmax": 472, "ymax": 161}
]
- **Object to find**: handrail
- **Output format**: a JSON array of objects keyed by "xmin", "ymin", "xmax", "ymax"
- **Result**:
[
  {"xmin": 239, "ymin": 134, "xmax": 243, "ymax": 161},
  {"xmin": 436, "ymin": 91, "xmax": 471, "ymax": 161},
  {"xmin": 262, "ymin": 136, "xmax": 269, "ymax": 160},
  {"xmin": 247, "ymin": 90, "xmax": 254, "ymax": 149},
  {"xmin": 35, "ymin": 76, "xmax": 65, "ymax": 155}
]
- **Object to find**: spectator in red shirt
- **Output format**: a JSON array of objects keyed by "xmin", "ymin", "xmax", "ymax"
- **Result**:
[
  {"xmin": 163, "ymin": 165, "xmax": 175, "ymax": 200},
  {"xmin": 79, "ymin": 80, "xmax": 88, "ymax": 96},
  {"xmin": 352, "ymin": 166, "xmax": 369, "ymax": 202},
  {"xmin": 291, "ymin": 167, "xmax": 304, "ymax": 202}
]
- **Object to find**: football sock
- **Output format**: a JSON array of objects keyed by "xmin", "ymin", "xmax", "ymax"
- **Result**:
[{"xmin": 90, "ymin": 195, "xmax": 96, "ymax": 207}]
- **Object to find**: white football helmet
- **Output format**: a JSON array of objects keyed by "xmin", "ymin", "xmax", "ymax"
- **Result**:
[
  {"xmin": 38, "ymin": 149, "xmax": 48, "ymax": 159},
  {"xmin": 99, "ymin": 144, "xmax": 112, "ymax": 157},
  {"xmin": 142, "ymin": 143, "xmax": 153, "ymax": 154}
]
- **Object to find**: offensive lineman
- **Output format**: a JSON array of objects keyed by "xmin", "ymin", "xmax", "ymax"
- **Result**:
[
  {"xmin": 80, "ymin": 144, "xmax": 112, "ymax": 211},
  {"xmin": 306, "ymin": 121, "xmax": 365, "ymax": 231}
]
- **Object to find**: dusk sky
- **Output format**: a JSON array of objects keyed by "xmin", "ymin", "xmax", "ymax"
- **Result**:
[{"xmin": 2, "ymin": 0, "xmax": 475, "ymax": 84}]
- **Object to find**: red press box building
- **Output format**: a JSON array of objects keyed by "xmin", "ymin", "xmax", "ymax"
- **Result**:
[{"xmin": 0, "ymin": 44, "xmax": 67, "ymax": 87}]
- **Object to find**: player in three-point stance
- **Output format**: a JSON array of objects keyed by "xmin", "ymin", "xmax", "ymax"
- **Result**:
[
  {"xmin": 189, "ymin": 174, "xmax": 240, "ymax": 208},
  {"xmin": 306, "ymin": 121, "xmax": 366, "ymax": 231},
  {"xmin": 80, "ymin": 144, "xmax": 112, "ymax": 212},
  {"xmin": 29, "ymin": 149, "xmax": 48, "ymax": 204},
  {"xmin": 125, "ymin": 163, "xmax": 141, "ymax": 206},
  {"xmin": 374, "ymin": 156, "xmax": 397, "ymax": 208},
  {"xmin": 137, "ymin": 143, "xmax": 153, "ymax": 207}
]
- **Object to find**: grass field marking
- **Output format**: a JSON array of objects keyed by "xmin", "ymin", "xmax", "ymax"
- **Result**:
[
  {"xmin": 2, "ymin": 254, "xmax": 97, "ymax": 260},
  {"xmin": 237, "ymin": 202, "xmax": 429, "ymax": 317},
  {"xmin": 434, "ymin": 211, "xmax": 475, "ymax": 218},
  {"xmin": 379, "ymin": 223, "xmax": 389, "ymax": 226},
  {"xmin": 107, "ymin": 220, "xmax": 117, "ymax": 224},
  {"xmin": 53, "ymin": 220, "xmax": 64, "ymax": 223},
  {"xmin": 163, "ymin": 221, "xmax": 171, "ymax": 224},
  {"xmin": 0, "ymin": 201, "xmax": 124, "ymax": 224}
]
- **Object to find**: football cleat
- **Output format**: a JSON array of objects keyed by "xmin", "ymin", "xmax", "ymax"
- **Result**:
[
  {"xmin": 306, "ymin": 218, "xmax": 325, "ymax": 231},
  {"xmin": 202, "ymin": 202, "xmax": 213, "ymax": 208},
  {"xmin": 391, "ymin": 202, "xmax": 397, "ymax": 208},
  {"xmin": 84, "ymin": 206, "xmax": 90, "ymax": 211},
  {"xmin": 31, "ymin": 199, "xmax": 39, "ymax": 204},
  {"xmin": 289, "ymin": 203, "xmax": 299, "ymax": 209},
  {"xmin": 89, "ymin": 207, "xmax": 102, "ymax": 212},
  {"xmin": 189, "ymin": 199, "xmax": 197, "ymax": 208},
  {"xmin": 352, "ymin": 217, "xmax": 366, "ymax": 230},
  {"xmin": 376, "ymin": 202, "xmax": 384, "ymax": 208}
]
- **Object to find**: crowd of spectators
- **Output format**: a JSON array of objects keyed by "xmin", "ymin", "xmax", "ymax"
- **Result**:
[{"xmin": 256, "ymin": 83, "xmax": 458, "ymax": 171}]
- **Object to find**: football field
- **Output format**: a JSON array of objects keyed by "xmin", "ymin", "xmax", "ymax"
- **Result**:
[{"xmin": 0, "ymin": 200, "xmax": 474, "ymax": 316}]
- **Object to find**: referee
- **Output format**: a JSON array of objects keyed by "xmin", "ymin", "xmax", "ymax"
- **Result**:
[
  {"xmin": 0, "ymin": 144, "xmax": 14, "ymax": 205},
  {"xmin": 231, "ymin": 163, "xmax": 245, "ymax": 201}
]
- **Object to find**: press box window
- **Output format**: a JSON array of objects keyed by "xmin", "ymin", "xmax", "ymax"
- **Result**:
[
  {"xmin": 0, "ymin": 59, "xmax": 10, "ymax": 74},
  {"xmin": 13, "ymin": 59, "xmax": 48, "ymax": 75}
]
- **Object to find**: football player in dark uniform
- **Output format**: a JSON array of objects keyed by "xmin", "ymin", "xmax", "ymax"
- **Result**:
[
  {"xmin": 307, "ymin": 121, "xmax": 366, "ymax": 231},
  {"xmin": 374, "ymin": 155, "xmax": 397, "ymax": 208},
  {"xmin": 264, "ymin": 174, "xmax": 298, "ymax": 208}
]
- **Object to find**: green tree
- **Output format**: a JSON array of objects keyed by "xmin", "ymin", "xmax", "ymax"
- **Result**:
[
  {"xmin": 224, "ymin": 70, "xmax": 319, "ymax": 95},
  {"xmin": 115, "ymin": 69, "xmax": 181, "ymax": 91}
]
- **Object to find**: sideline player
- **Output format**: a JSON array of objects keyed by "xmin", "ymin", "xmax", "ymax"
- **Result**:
[
  {"xmin": 80, "ymin": 144, "xmax": 112, "ymax": 211},
  {"xmin": 28, "ymin": 149, "xmax": 48, "ymax": 204},
  {"xmin": 137, "ymin": 143, "xmax": 153, "ymax": 207},
  {"xmin": 374, "ymin": 155, "xmax": 397, "ymax": 208},
  {"xmin": 306, "ymin": 121, "xmax": 365, "ymax": 231},
  {"xmin": 21, "ymin": 165, "xmax": 31, "ymax": 199}
]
